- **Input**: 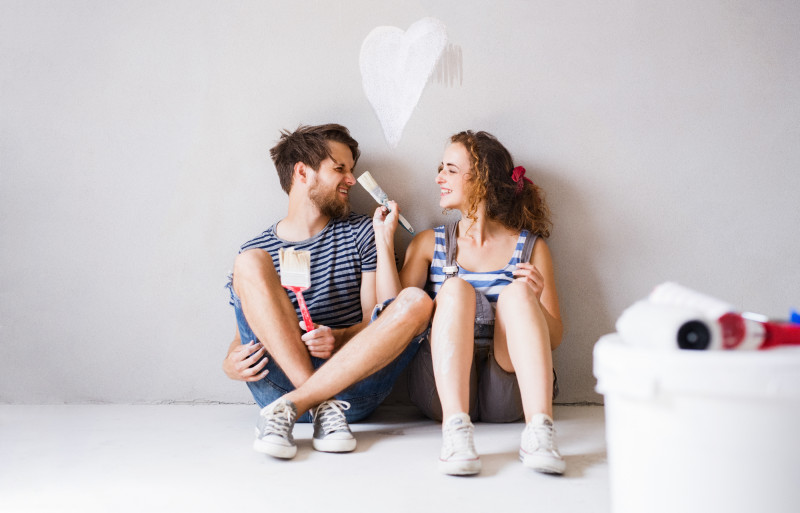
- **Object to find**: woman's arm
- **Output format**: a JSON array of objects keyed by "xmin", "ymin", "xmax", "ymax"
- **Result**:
[
  {"xmin": 530, "ymin": 239, "xmax": 563, "ymax": 350},
  {"xmin": 399, "ymin": 229, "xmax": 435, "ymax": 289},
  {"xmin": 373, "ymin": 202, "xmax": 402, "ymax": 301},
  {"xmin": 513, "ymin": 238, "xmax": 563, "ymax": 350}
]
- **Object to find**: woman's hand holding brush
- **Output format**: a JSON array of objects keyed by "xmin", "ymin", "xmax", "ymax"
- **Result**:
[{"xmin": 372, "ymin": 199, "xmax": 399, "ymax": 246}]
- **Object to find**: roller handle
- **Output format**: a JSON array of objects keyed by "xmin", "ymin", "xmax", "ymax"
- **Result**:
[{"xmin": 760, "ymin": 322, "xmax": 800, "ymax": 349}]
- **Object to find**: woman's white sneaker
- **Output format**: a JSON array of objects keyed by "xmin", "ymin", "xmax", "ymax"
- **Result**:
[
  {"xmin": 520, "ymin": 413, "xmax": 566, "ymax": 475},
  {"xmin": 439, "ymin": 413, "xmax": 481, "ymax": 476}
]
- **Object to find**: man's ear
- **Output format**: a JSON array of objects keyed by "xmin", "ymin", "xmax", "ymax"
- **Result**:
[{"xmin": 293, "ymin": 161, "xmax": 309, "ymax": 185}]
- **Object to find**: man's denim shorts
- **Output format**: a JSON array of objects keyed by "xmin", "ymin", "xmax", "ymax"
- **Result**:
[{"xmin": 228, "ymin": 279, "xmax": 424, "ymax": 423}]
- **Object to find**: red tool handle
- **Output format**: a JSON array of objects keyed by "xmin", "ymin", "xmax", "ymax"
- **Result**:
[
  {"xmin": 761, "ymin": 321, "xmax": 800, "ymax": 349},
  {"xmin": 293, "ymin": 288, "xmax": 314, "ymax": 333}
]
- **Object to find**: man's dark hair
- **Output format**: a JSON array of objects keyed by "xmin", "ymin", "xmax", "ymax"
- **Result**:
[{"xmin": 269, "ymin": 124, "xmax": 360, "ymax": 193}]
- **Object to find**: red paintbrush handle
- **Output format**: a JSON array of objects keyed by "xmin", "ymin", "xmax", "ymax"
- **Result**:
[
  {"xmin": 761, "ymin": 322, "xmax": 800, "ymax": 349},
  {"xmin": 293, "ymin": 288, "xmax": 314, "ymax": 333}
]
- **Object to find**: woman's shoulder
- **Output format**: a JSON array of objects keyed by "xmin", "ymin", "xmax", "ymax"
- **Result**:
[
  {"xmin": 400, "ymin": 228, "xmax": 436, "ymax": 281},
  {"xmin": 404, "ymin": 228, "xmax": 436, "ymax": 258},
  {"xmin": 411, "ymin": 228, "xmax": 437, "ymax": 246},
  {"xmin": 530, "ymin": 235, "xmax": 553, "ymax": 263}
]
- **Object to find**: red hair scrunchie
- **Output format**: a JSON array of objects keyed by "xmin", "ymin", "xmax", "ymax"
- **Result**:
[{"xmin": 511, "ymin": 166, "xmax": 533, "ymax": 194}]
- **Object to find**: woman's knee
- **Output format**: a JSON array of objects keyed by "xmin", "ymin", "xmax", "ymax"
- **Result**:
[
  {"xmin": 496, "ymin": 280, "xmax": 541, "ymax": 312},
  {"xmin": 431, "ymin": 279, "xmax": 476, "ymax": 336},
  {"xmin": 436, "ymin": 277, "xmax": 475, "ymax": 307}
]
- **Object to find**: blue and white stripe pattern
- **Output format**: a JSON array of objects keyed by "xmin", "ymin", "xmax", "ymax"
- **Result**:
[
  {"xmin": 238, "ymin": 213, "xmax": 377, "ymax": 329},
  {"xmin": 425, "ymin": 225, "xmax": 534, "ymax": 305}
]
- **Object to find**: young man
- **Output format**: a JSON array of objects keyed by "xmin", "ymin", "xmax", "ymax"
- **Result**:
[{"xmin": 224, "ymin": 124, "xmax": 431, "ymax": 459}]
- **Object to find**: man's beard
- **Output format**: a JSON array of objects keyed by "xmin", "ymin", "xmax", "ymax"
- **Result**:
[{"xmin": 309, "ymin": 181, "xmax": 350, "ymax": 219}]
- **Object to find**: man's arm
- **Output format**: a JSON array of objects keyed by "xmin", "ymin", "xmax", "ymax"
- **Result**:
[
  {"xmin": 329, "ymin": 211, "xmax": 383, "ymax": 350},
  {"xmin": 321, "ymin": 223, "xmax": 433, "ymax": 351},
  {"xmin": 360, "ymin": 269, "xmax": 378, "ymax": 322},
  {"xmin": 332, "ymin": 269, "xmax": 376, "ymax": 349},
  {"xmin": 301, "ymin": 213, "xmax": 383, "ymax": 356},
  {"xmin": 299, "ymin": 269, "xmax": 377, "ymax": 357}
]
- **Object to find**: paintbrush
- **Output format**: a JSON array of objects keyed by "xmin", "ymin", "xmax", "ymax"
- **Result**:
[
  {"xmin": 357, "ymin": 171, "xmax": 415, "ymax": 235},
  {"xmin": 278, "ymin": 247, "xmax": 314, "ymax": 332}
]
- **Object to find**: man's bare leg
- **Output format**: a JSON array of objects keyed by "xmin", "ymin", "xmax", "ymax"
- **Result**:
[
  {"xmin": 283, "ymin": 287, "xmax": 433, "ymax": 417},
  {"xmin": 233, "ymin": 249, "xmax": 314, "ymax": 386}
]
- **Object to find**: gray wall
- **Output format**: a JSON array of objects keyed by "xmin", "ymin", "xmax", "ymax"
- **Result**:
[{"xmin": 2, "ymin": 0, "xmax": 799, "ymax": 404}]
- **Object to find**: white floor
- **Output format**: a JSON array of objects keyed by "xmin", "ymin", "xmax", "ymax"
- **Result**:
[{"xmin": 0, "ymin": 404, "xmax": 609, "ymax": 513}]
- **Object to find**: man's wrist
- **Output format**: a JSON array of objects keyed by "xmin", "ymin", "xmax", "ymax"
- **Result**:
[
  {"xmin": 331, "ymin": 322, "xmax": 366, "ymax": 350},
  {"xmin": 331, "ymin": 329, "xmax": 343, "ymax": 351}
]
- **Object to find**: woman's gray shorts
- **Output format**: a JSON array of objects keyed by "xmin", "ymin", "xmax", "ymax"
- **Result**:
[{"xmin": 407, "ymin": 290, "xmax": 558, "ymax": 423}]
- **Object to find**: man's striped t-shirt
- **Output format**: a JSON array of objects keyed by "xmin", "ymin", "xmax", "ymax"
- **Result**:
[{"xmin": 238, "ymin": 212, "xmax": 377, "ymax": 329}]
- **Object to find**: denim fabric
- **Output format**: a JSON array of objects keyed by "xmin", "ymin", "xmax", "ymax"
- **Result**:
[
  {"xmin": 228, "ymin": 281, "xmax": 423, "ymax": 423},
  {"xmin": 474, "ymin": 289, "xmax": 495, "ymax": 327}
]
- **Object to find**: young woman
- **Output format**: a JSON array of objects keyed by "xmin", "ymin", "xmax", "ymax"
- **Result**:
[{"xmin": 375, "ymin": 130, "xmax": 564, "ymax": 476}]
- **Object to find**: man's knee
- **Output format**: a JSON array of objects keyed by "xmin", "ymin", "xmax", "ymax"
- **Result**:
[
  {"xmin": 232, "ymin": 249, "xmax": 275, "ymax": 293},
  {"xmin": 397, "ymin": 286, "xmax": 434, "ymax": 315},
  {"xmin": 392, "ymin": 287, "xmax": 433, "ymax": 329},
  {"xmin": 234, "ymin": 249, "xmax": 274, "ymax": 275}
]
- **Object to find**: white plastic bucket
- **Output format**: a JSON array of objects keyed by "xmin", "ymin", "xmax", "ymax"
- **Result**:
[{"xmin": 594, "ymin": 333, "xmax": 800, "ymax": 513}]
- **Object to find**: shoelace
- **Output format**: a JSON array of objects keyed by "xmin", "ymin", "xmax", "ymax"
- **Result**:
[
  {"xmin": 525, "ymin": 422, "xmax": 557, "ymax": 453},
  {"xmin": 261, "ymin": 403, "xmax": 295, "ymax": 438},
  {"xmin": 315, "ymin": 400, "xmax": 351, "ymax": 434},
  {"xmin": 443, "ymin": 421, "xmax": 475, "ymax": 456}
]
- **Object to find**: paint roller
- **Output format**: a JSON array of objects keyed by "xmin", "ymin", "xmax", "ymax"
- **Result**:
[
  {"xmin": 616, "ymin": 300, "xmax": 718, "ymax": 350},
  {"xmin": 616, "ymin": 282, "xmax": 800, "ymax": 351}
]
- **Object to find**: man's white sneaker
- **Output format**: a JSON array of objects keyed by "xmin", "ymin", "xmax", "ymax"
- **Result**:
[
  {"xmin": 253, "ymin": 398, "xmax": 298, "ymax": 459},
  {"xmin": 439, "ymin": 413, "xmax": 481, "ymax": 476},
  {"xmin": 312, "ymin": 400, "xmax": 357, "ymax": 453},
  {"xmin": 520, "ymin": 413, "xmax": 566, "ymax": 475}
]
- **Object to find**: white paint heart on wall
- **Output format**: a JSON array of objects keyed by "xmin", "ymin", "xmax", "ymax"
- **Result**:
[{"xmin": 360, "ymin": 18, "xmax": 448, "ymax": 148}]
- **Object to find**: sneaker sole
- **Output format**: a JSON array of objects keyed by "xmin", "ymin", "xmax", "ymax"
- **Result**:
[
  {"xmin": 439, "ymin": 458, "xmax": 481, "ymax": 476},
  {"xmin": 253, "ymin": 428, "xmax": 297, "ymax": 459},
  {"xmin": 253, "ymin": 438, "xmax": 297, "ymax": 459},
  {"xmin": 520, "ymin": 451, "xmax": 565, "ymax": 475},
  {"xmin": 312, "ymin": 437, "xmax": 357, "ymax": 453}
]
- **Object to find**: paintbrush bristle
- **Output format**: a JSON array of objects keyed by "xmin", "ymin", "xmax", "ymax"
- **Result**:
[
  {"xmin": 356, "ymin": 171, "xmax": 378, "ymax": 190},
  {"xmin": 357, "ymin": 171, "xmax": 387, "ymax": 203},
  {"xmin": 279, "ymin": 247, "xmax": 311, "ymax": 288}
]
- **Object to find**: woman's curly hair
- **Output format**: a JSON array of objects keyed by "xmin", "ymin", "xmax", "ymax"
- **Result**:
[{"xmin": 450, "ymin": 130, "xmax": 552, "ymax": 237}]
